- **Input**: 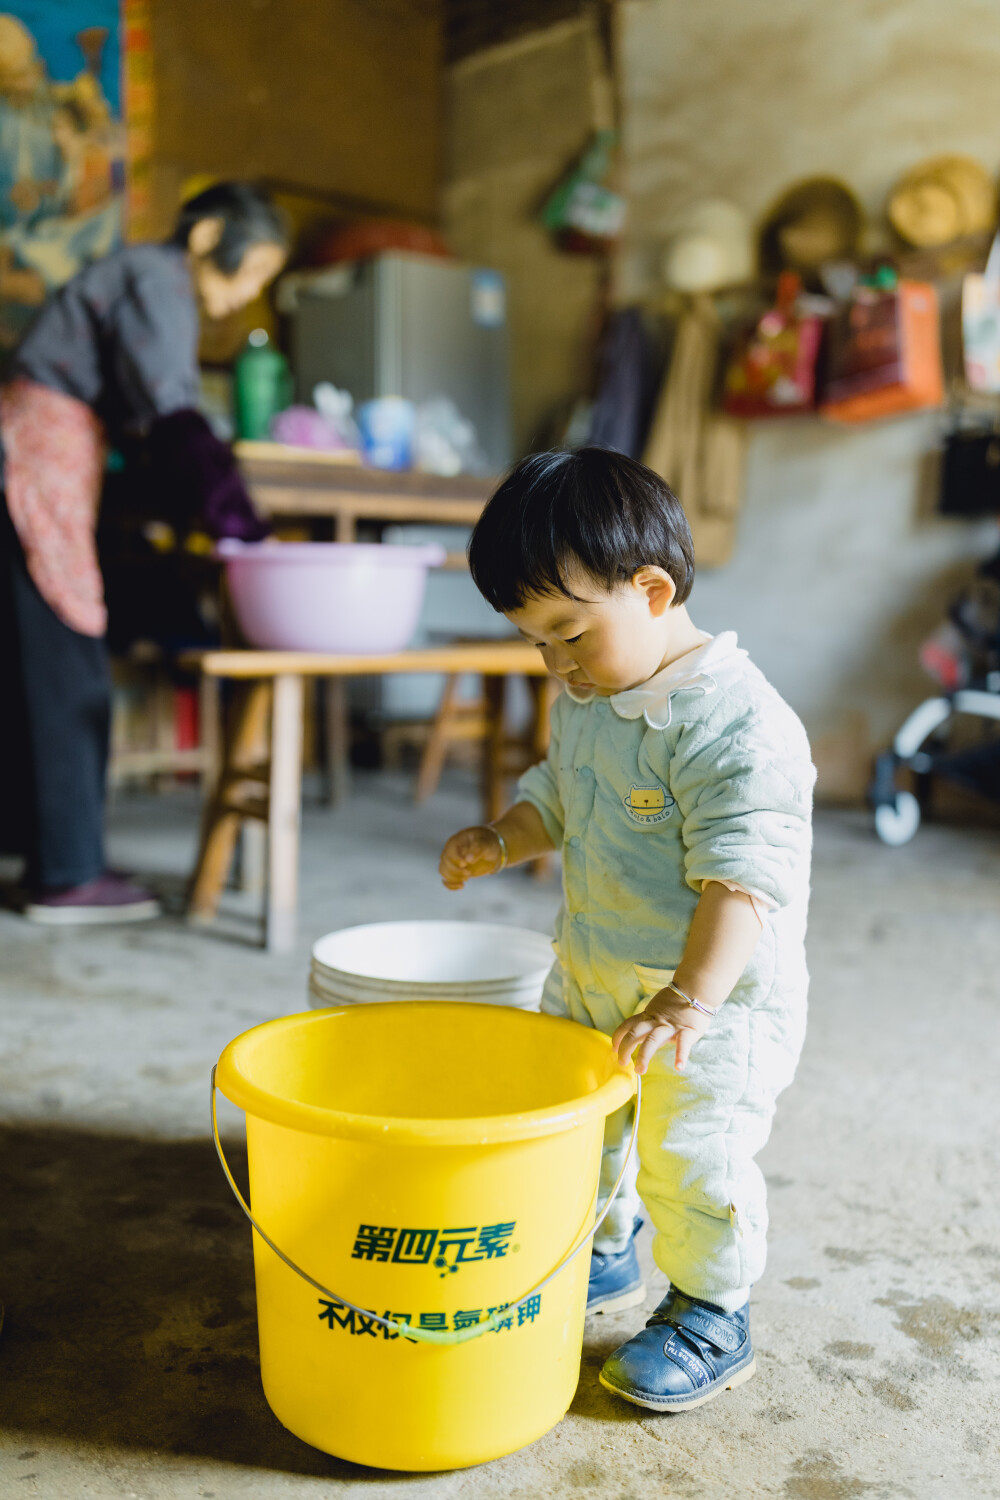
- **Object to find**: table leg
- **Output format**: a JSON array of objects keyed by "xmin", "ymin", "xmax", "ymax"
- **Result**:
[
  {"xmin": 198, "ymin": 673, "xmax": 222, "ymax": 794},
  {"xmin": 189, "ymin": 808, "xmax": 242, "ymax": 922},
  {"xmin": 416, "ymin": 673, "xmax": 460, "ymax": 803},
  {"xmin": 321, "ymin": 676, "xmax": 350, "ymax": 805},
  {"xmin": 334, "ymin": 510, "xmax": 356, "ymax": 543},
  {"xmin": 482, "ymin": 675, "xmax": 507, "ymax": 824},
  {"xmin": 266, "ymin": 673, "xmax": 304, "ymax": 953},
  {"xmin": 189, "ymin": 681, "xmax": 271, "ymax": 921}
]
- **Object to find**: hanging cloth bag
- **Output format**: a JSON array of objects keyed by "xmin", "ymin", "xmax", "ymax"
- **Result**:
[
  {"xmin": 961, "ymin": 234, "xmax": 1000, "ymax": 394},
  {"xmin": 819, "ymin": 280, "xmax": 944, "ymax": 423}
]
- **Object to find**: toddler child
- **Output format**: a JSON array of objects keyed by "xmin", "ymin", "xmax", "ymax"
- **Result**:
[{"xmin": 439, "ymin": 447, "xmax": 814, "ymax": 1412}]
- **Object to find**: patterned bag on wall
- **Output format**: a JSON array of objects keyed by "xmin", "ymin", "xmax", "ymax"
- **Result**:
[
  {"xmin": 819, "ymin": 280, "xmax": 944, "ymax": 423},
  {"xmin": 722, "ymin": 272, "xmax": 825, "ymax": 417}
]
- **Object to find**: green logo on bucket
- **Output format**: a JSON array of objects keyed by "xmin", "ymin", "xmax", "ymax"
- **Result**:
[
  {"xmin": 318, "ymin": 1296, "xmax": 541, "ymax": 1339},
  {"xmin": 352, "ymin": 1222, "xmax": 516, "ymax": 1276}
]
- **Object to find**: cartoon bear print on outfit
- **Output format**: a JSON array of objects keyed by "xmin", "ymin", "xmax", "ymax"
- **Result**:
[{"xmin": 623, "ymin": 783, "xmax": 676, "ymax": 825}]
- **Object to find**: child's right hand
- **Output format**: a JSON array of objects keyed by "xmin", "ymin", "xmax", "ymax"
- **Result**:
[{"xmin": 439, "ymin": 825, "xmax": 504, "ymax": 890}]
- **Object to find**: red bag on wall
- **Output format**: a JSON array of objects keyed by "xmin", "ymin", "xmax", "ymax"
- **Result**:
[
  {"xmin": 819, "ymin": 280, "xmax": 943, "ymax": 423},
  {"xmin": 723, "ymin": 273, "xmax": 825, "ymax": 417}
]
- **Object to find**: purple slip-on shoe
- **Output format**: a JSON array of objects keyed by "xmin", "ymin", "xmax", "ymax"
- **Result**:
[{"xmin": 23, "ymin": 872, "xmax": 160, "ymax": 926}]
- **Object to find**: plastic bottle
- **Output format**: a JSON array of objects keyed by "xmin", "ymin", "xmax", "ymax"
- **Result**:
[{"xmin": 233, "ymin": 329, "xmax": 292, "ymax": 441}]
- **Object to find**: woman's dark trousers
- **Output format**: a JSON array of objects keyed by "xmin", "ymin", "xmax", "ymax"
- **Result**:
[{"xmin": 0, "ymin": 503, "xmax": 109, "ymax": 889}]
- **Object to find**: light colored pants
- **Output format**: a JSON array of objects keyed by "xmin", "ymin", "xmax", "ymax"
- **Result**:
[{"xmin": 548, "ymin": 968, "xmax": 806, "ymax": 1313}]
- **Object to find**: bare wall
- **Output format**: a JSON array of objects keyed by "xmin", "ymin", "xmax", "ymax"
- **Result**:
[
  {"xmin": 621, "ymin": 0, "xmax": 1000, "ymax": 248},
  {"xmin": 620, "ymin": 0, "xmax": 1000, "ymax": 791},
  {"xmin": 147, "ymin": 0, "xmax": 442, "ymax": 234},
  {"xmin": 443, "ymin": 20, "xmax": 608, "ymax": 453}
]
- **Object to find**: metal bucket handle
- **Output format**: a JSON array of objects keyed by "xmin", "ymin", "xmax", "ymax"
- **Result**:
[{"xmin": 211, "ymin": 1066, "xmax": 641, "ymax": 1347}]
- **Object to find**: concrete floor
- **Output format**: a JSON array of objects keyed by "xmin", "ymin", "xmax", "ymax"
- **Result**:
[{"xmin": 0, "ymin": 771, "xmax": 998, "ymax": 1499}]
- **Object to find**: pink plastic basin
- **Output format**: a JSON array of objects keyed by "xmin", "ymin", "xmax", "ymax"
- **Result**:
[{"xmin": 218, "ymin": 540, "xmax": 446, "ymax": 653}]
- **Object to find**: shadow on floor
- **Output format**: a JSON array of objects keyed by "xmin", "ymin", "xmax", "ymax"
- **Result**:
[{"xmin": 0, "ymin": 1125, "xmax": 425, "ymax": 1481}]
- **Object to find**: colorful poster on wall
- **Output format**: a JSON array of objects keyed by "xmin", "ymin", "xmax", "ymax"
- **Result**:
[
  {"xmin": 0, "ymin": 1, "xmax": 127, "ymax": 352},
  {"xmin": 121, "ymin": 0, "xmax": 152, "ymax": 242}
]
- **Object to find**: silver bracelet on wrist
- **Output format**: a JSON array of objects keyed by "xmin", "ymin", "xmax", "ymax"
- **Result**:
[
  {"xmin": 487, "ymin": 825, "xmax": 508, "ymax": 871},
  {"xmin": 666, "ymin": 979, "xmax": 719, "ymax": 1019}
]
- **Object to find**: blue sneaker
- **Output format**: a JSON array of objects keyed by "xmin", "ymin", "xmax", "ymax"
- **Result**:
[
  {"xmin": 599, "ymin": 1288, "xmax": 755, "ymax": 1411},
  {"xmin": 587, "ymin": 1216, "xmax": 645, "ymax": 1314}
]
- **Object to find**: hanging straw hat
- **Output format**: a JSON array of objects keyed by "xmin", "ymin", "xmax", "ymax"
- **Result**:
[
  {"xmin": 759, "ymin": 177, "xmax": 864, "ymax": 275},
  {"xmin": 888, "ymin": 155, "xmax": 997, "ymax": 248},
  {"xmin": 662, "ymin": 199, "xmax": 754, "ymax": 293}
]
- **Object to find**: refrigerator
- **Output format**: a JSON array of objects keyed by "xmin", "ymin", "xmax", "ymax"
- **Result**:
[
  {"xmin": 289, "ymin": 252, "xmax": 515, "ymax": 726},
  {"xmin": 289, "ymin": 251, "xmax": 512, "ymax": 475}
]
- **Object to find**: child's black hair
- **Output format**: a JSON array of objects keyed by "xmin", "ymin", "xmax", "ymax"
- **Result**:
[
  {"xmin": 170, "ymin": 181, "xmax": 289, "ymax": 275},
  {"xmin": 468, "ymin": 446, "xmax": 695, "ymax": 613}
]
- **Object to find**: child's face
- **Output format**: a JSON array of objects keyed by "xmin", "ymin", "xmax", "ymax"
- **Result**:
[{"xmin": 508, "ymin": 566, "xmax": 681, "ymax": 694}]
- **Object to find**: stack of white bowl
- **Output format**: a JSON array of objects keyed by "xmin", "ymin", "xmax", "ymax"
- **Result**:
[{"xmin": 308, "ymin": 920, "xmax": 554, "ymax": 1012}]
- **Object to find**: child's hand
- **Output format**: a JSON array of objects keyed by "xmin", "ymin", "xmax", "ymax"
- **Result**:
[
  {"xmin": 612, "ymin": 989, "xmax": 714, "ymax": 1075},
  {"xmin": 439, "ymin": 825, "xmax": 504, "ymax": 890}
]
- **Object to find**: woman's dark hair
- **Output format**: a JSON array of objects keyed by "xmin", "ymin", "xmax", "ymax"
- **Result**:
[
  {"xmin": 468, "ymin": 446, "xmax": 695, "ymax": 613},
  {"xmin": 170, "ymin": 181, "xmax": 289, "ymax": 274}
]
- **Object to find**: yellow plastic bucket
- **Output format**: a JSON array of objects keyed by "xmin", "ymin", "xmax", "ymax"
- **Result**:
[{"xmin": 213, "ymin": 1002, "xmax": 636, "ymax": 1471}]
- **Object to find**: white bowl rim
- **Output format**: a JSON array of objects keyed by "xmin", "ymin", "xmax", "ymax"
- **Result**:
[
  {"xmin": 217, "ymin": 539, "xmax": 446, "ymax": 566},
  {"xmin": 310, "ymin": 919, "xmax": 555, "ymax": 986}
]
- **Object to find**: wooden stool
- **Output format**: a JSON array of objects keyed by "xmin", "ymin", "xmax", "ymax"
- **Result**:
[
  {"xmin": 108, "ymin": 657, "xmax": 221, "ymax": 789},
  {"xmin": 183, "ymin": 643, "xmax": 556, "ymax": 952},
  {"xmin": 188, "ymin": 674, "xmax": 303, "ymax": 950},
  {"xmin": 414, "ymin": 669, "xmax": 561, "ymax": 809}
]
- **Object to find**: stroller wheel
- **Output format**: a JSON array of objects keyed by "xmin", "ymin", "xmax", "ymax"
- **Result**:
[{"xmin": 874, "ymin": 790, "xmax": 921, "ymax": 846}]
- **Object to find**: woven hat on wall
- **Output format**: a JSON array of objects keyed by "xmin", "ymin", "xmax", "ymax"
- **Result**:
[
  {"xmin": 662, "ymin": 199, "xmax": 754, "ymax": 293},
  {"xmin": 888, "ymin": 154, "xmax": 997, "ymax": 248},
  {"xmin": 759, "ymin": 177, "xmax": 864, "ymax": 275}
]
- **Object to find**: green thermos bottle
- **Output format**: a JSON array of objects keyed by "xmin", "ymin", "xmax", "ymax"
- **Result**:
[{"xmin": 234, "ymin": 329, "xmax": 292, "ymax": 441}]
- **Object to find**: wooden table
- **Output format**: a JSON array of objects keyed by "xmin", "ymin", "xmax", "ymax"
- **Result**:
[
  {"xmin": 183, "ymin": 641, "xmax": 555, "ymax": 952},
  {"xmin": 235, "ymin": 442, "xmax": 494, "ymax": 540},
  {"xmin": 235, "ymin": 444, "xmax": 501, "ymax": 784},
  {"xmin": 106, "ymin": 451, "xmax": 494, "ymax": 790}
]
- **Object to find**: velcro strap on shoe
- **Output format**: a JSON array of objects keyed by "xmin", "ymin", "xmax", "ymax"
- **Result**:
[
  {"xmin": 665, "ymin": 1302, "xmax": 746, "ymax": 1355},
  {"xmin": 661, "ymin": 1334, "xmax": 713, "ymax": 1388}
]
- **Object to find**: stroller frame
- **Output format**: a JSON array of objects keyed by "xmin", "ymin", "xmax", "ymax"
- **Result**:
[{"xmin": 870, "ymin": 678, "xmax": 1000, "ymax": 844}]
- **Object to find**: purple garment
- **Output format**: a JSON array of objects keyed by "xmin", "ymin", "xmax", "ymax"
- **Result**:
[{"xmin": 146, "ymin": 408, "xmax": 269, "ymax": 541}]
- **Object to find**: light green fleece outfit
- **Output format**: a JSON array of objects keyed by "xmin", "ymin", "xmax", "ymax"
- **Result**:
[{"xmin": 516, "ymin": 631, "xmax": 815, "ymax": 1312}]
